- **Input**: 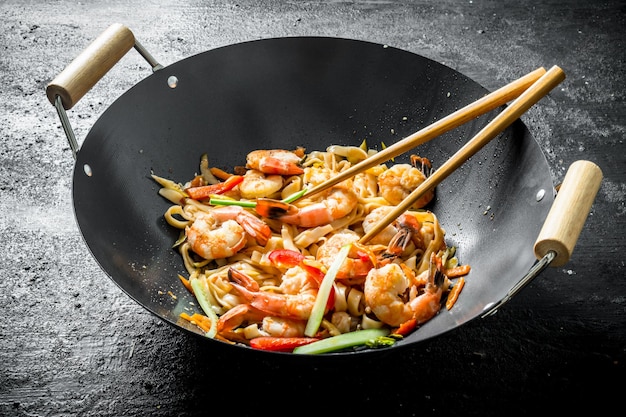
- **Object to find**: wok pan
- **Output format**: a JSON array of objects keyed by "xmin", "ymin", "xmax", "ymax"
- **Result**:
[{"xmin": 47, "ymin": 24, "xmax": 602, "ymax": 356}]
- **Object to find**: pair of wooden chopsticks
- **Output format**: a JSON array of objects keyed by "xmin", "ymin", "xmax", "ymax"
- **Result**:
[{"xmin": 295, "ymin": 65, "xmax": 566, "ymax": 244}]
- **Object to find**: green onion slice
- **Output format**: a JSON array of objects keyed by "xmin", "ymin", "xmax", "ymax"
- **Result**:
[
  {"xmin": 304, "ymin": 243, "xmax": 351, "ymax": 337},
  {"xmin": 209, "ymin": 189, "xmax": 307, "ymax": 208},
  {"xmin": 190, "ymin": 276, "xmax": 218, "ymax": 338},
  {"xmin": 293, "ymin": 328, "xmax": 391, "ymax": 355}
]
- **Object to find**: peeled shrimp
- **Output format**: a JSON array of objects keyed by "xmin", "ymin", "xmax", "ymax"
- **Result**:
[
  {"xmin": 261, "ymin": 316, "xmax": 307, "ymax": 337},
  {"xmin": 216, "ymin": 304, "xmax": 306, "ymax": 338},
  {"xmin": 256, "ymin": 186, "xmax": 358, "ymax": 227},
  {"xmin": 185, "ymin": 206, "xmax": 271, "ymax": 261},
  {"xmin": 377, "ymin": 155, "xmax": 434, "ymax": 209},
  {"xmin": 363, "ymin": 207, "xmax": 433, "ymax": 262},
  {"xmin": 239, "ymin": 169, "xmax": 284, "ymax": 199},
  {"xmin": 364, "ymin": 254, "xmax": 445, "ymax": 327},
  {"xmin": 315, "ymin": 230, "xmax": 376, "ymax": 282},
  {"xmin": 246, "ymin": 149, "xmax": 304, "ymax": 176},
  {"xmin": 230, "ymin": 265, "xmax": 319, "ymax": 320},
  {"xmin": 361, "ymin": 206, "xmax": 400, "ymax": 245}
]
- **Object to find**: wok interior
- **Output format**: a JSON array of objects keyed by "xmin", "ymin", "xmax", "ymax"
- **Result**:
[{"xmin": 72, "ymin": 37, "xmax": 554, "ymax": 353}]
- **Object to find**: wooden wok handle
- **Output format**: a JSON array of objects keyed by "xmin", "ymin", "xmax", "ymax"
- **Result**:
[
  {"xmin": 534, "ymin": 160, "xmax": 603, "ymax": 267},
  {"xmin": 46, "ymin": 23, "xmax": 135, "ymax": 110}
]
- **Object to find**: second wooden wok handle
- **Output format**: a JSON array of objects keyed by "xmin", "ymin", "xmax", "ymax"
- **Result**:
[
  {"xmin": 534, "ymin": 160, "xmax": 603, "ymax": 267},
  {"xmin": 46, "ymin": 23, "xmax": 135, "ymax": 110}
]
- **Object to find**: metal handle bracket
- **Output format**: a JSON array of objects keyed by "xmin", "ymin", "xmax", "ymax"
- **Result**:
[{"xmin": 47, "ymin": 24, "xmax": 162, "ymax": 159}]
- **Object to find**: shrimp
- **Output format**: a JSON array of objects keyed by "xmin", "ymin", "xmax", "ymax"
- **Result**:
[
  {"xmin": 377, "ymin": 155, "xmax": 434, "ymax": 209},
  {"xmin": 363, "ymin": 207, "xmax": 430, "ymax": 261},
  {"xmin": 361, "ymin": 206, "xmax": 400, "ymax": 245},
  {"xmin": 217, "ymin": 304, "xmax": 306, "ymax": 338},
  {"xmin": 364, "ymin": 253, "xmax": 445, "ymax": 327},
  {"xmin": 255, "ymin": 186, "xmax": 358, "ymax": 227},
  {"xmin": 239, "ymin": 169, "xmax": 284, "ymax": 199},
  {"xmin": 383, "ymin": 212, "xmax": 425, "ymax": 259},
  {"xmin": 185, "ymin": 206, "xmax": 271, "ymax": 260},
  {"xmin": 261, "ymin": 316, "xmax": 307, "ymax": 337},
  {"xmin": 315, "ymin": 230, "xmax": 376, "ymax": 283},
  {"xmin": 217, "ymin": 304, "xmax": 266, "ymax": 334},
  {"xmin": 229, "ymin": 265, "xmax": 320, "ymax": 320},
  {"xmin": 246, "ymin": 149, "xmax": 304, "ymax": 176},
  {"xmin": 302, "ymin": 165, "xmax": 333, "ymax": 187}
]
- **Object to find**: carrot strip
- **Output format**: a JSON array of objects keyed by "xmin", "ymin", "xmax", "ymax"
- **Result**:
[
  {"xmin": 178, "ymin": 274, "xmax": 193, "ymax": 293},
  {"xmin": 445, "ymin": 264, "xmax": 471, "ymax": 278},
  {"xmin": 180, "ymin": 312, "xmax": 215, "ymax": 333},
  {"xmin": 192, "ymin": 314, "xmax": 214, "ymax": 333},
  {"xmin": 446, "ymin": 277, "xmax": 465, "ymax": 310},
  {"xmin": 393, "ymin": 318, "xmax": 417, "ymax": 336},
  {"xmin": 209, "ymin": 167, "xmax": 233, "ymax": 180}
]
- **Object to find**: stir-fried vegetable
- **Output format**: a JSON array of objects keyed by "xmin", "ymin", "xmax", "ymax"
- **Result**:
[
  {"xmin": 304, "ymin": 244, "xmax": 351, "ymax": 337},
  {"xmin": 249, "ymin": 336, "xmax": 319, "ymax": 352},
  {"xmin": 189, "ymin": 276, "xmax": 218, "ymax": 338},
  {"xmin": 209, "ymin": 188, "xmax": 306, "ymax": 207},
  {"xmin": 293, "ymin": 328, "xmax": 391, "ymax": 355},
  {"xmin": 185, "ymin": 175, "xmax": 244, "ymax": 200}
]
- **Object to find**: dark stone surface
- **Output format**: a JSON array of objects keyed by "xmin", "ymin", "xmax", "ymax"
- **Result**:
[{"xmin": 1, "ymin": 1, "xmax": 624, "ymax": 415}]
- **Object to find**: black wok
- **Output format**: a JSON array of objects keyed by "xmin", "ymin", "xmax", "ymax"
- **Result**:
[{"xmin": 47, "ymin": 24, "xmax": 601, "ymax": 356}]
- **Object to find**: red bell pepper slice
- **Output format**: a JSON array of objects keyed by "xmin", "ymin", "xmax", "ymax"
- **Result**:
[
  {"xmin": 268, "ymin": 249, "xmax": 305, "ymax": 268},
  {"xmin": 185, "ymin": 175, "xmax": 244, "ymax": 200},
  {"xmin": 249, "ymin": 336, "xmax": 319, "ymax": 352}
]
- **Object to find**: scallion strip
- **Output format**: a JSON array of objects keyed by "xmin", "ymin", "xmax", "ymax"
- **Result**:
[
  {"xmin": 209, "ymin": 197, "xmax": 256, "ymax": 208},
  {"xmin": 190, "ymin": 277, "xmax": 218, "ymax": 338},
  {"xmin": 281, "ymin": 188, "xmax": 307, "ymax": 203},
  {"xmin": 304, "ymin": 243, "xmax": 351, "ymax": 337},
  {"xmin": 210, "ymin": 189, "xmax": 307, "ymax": 208},
  {"xmin": 293, "ymin": 328, "xmax": 390, "ymax": 355}
]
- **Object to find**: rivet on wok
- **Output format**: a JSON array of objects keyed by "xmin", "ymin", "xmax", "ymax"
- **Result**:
[
  {"xmin": 536, "ymin": 188, "xmax": 545, "ymax": 202},
  {"xmin": 167, "ymin": 76, "xmax": 178, "ymax": 88},
  {"xmin": 83, "ymin": 164, "xmax": 92, "ymax": 177}
]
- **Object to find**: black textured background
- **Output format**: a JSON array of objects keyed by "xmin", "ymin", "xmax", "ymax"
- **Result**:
[{"xmin": 1, "ymin": 1, "xmax": 624, "ymax": 416}]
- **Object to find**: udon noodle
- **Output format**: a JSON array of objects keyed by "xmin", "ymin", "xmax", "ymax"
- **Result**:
[{"xmin": 152, "ymin": 144, "xmax": 469, "ymax": 353}]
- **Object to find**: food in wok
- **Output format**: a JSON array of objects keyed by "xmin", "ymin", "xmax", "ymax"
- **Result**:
[{"xmin": 152, "ymin": 144, "xmax": 470, "ymax": 353}]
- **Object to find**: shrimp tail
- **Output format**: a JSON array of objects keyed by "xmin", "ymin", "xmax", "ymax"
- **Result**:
[
  {"xmin": 217, "ymin": 304, "xmax": 266, "ymax": 334},
  {"xmin": 229, "ymin": 282, "xmax": 256, "ymax": 304},
  {"xmin": 255, "ymin": 199, "xmax": 332, "ymax": 227},
  {"xmin": 383, "ymin": 213, "xmax": 422, "ymax": 259},
  {"xmin": 228, "ymin": 267, "xmax": 260, "ymax": 291},
  {"xmin": 385, "ymin": 228, "xmax": 412, "ymax": 257},
  {"xmin": 411, "ymin": 154, "xmax": 433, "ymax": 177},
  {"xmin": 203, "ymin": 205, "xmax": 271, "ymax": 248},
  {"xmin": 255, "ymin": 198, "xmax": 299, "ymax": 219},
  {"xmin": 258, "ymin": 156, "xmax": 304, "ymax": 175},
  {"xmin": 236, "ymin": 212, "xmax": 272, "ymax": 246}
]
